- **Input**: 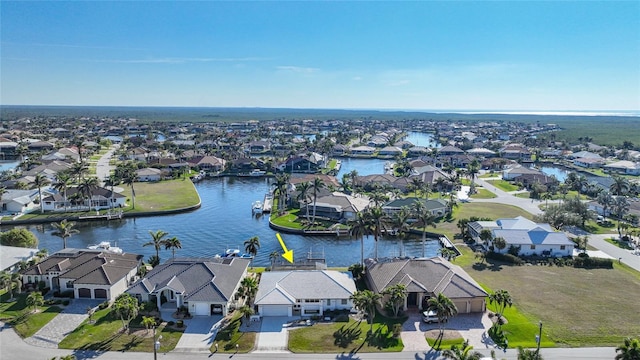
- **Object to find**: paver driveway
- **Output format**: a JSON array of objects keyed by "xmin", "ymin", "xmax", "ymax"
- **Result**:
[{"xmin": 25, "ymin": 299, "xmax": 101, "ymax": 348}]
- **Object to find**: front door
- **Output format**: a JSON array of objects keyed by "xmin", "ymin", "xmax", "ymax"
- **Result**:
[{"xmin": 407, "ymin": 292, "xmax": 418, "ymax": 307}]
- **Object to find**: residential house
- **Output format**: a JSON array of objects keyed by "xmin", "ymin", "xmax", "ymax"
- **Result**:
[
  {"xmin": 365, "ymin": 257, "xmax": 487, "ymax": 313},
  {"xmin": 378, "ymin": 146, "xmax": 403, "ymax": 158},
  {"xmin": 41, "ymin": 186, "xmax": 126, "ymax": 211},
  {"xmin": 350, "ymin": 146, "xmax": 376, "ymax": 156},
  {"xmin": 278, "ymin": 153, "xmax": 324, "ymax": 173},
  {"xmin": 136, "ymin": 167, "xmax": 163, "ymax": 182},
  {"xmin": 604, "ymin": 160, "xmax": 640, "ymax": 176},
  {"xmin": 468, "ymin": 216, "xmax": 574, "ymax": 257},
  {"xmin": 0, "ymin": 189, "xmax": 37, "ymax": 214},
  {"xmin": 188, "ymin": 155, "xmax": 226, "ymax": 173},
  {"xmin": 21, "ymin": 249, "xmax": 142, "ymax": 301},
  {"xmin": 246, "ymin": 140, "xmax": 271, "ymax": 154},
  {"xmin": 499, "ymin": 144, "xmax": 531, "ymax": 161},
  {"xmin": 573, "ymin": 157, "xmax": 605, "ymax": 169},
  {"xmin": 513, "ymin": 173, "xmax": 559, "ymax": 190},
  {"xmin": 254, "ymin": 270, "xmax": 356, "ymax": 317},
  {"xmin": 0, "ymin": 245, "xmax": 37, "ymax": 272},
  {"xmin": 299, "ymin": 192, "xmax": 370, "ymax": 222},
  {"xmin": 382, "ymin": 197, "xmax": 449, "ymax": 218},
  {"xmin": 437, "ymin": 145, "xmax": 465, "ymax": 156},
  {"xmin": 126, "ymin": 257, "xmax": 250, "ymax": 317},
  {"xmin": 502, "ymin": 165, "xmax": 543, "ymax": 181}
]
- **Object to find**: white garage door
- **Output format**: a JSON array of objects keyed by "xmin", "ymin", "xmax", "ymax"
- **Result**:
[
  {"xmin": 193, "ymin": 302, "xmax": 210, "ymax": 316},
  {"xmin": 261, "ymin": 305, "xmax": 290, "ymax": 317}
]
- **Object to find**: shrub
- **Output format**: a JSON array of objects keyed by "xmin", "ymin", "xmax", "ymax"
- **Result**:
[
  {"xmin": 573, "ymin": 256, "xmax": 613, "ymax": 269},
  {"xmin": 485, "ymin": 252, "xmax": 524, "ymax": 265},
  {"xmin": 335, "ymin": 314, "xmax": 350, "ymax": 322},
  {"xmin": 177, "ymin": 320, "xmax": 184, "ymax": 328},
  {"xmin": 0, "ymin": 228, "xmax": 39, "ymax": 248},
  {"xmin": 98, "ymin": 301, "xmax": 109, "ymax": 310},
  {"xmin": 62, "ymin": 300, "xmax": 70, "ymax": 306},
  {"xmin": 167, "ymin": 321, "xmax": 175, "ymax": 326},
  {"xmin": 392, "ymin": 323, "xmax": 402, "ymax": 339}
]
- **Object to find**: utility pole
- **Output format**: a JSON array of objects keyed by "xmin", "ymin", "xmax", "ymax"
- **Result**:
[{"xmin": 535, "ymin": 320, "xmax": 543, "ymax": 357}]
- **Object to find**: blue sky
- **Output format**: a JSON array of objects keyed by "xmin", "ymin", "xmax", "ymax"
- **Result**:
[{"xmin": 1, "ymin": 1, "xmax": 639, "ymax": 111}]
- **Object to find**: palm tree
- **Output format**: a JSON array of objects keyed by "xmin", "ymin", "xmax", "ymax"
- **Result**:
[
  {"xmin": 273, "ymin": 173, "xmax": 289, "ymax": 214},
  {"xmin": 103, "ymin": 174, "xmax": 120, "ymax": 211},
  {"xmin": 350, "ymin": 289, "xmax": 381, "ymax": 334},
  {"xmin": 0, "ymin": 271, "xmax": 11, "ymax": 297},
  {"xmin": 349, "ymin": 210, "xmax": 373, "ymax": 265},
  {"xmin": 488, "ymin": 289, "xmax": 513, "ymax": 322},
  {"xmin": 27, "ymin": 291, "xmax": 44, "ymax": 313},
  {"xmin": 597, "ymin": 191, "xmax": 614, "ymax": 221},
  {"xmin": 610, "ymin": 175, "xmax": 631, "ymax": 197},
  {"xmin": 442, "ymin": 341, "xmax": 483, "ymax": 360},
  {"xmin": 517, "ymin": 346, "xmax": 544, "ymax": 360},
  {"xmin": 237, "ymin": 304, "xmax": 254, "ymax": 324},
  {"xmin": 116, "ymin": 163, "xmax": 138, "ymax": 209},
  {"xmin": 615, "ymin": 337, "xmax": 640, "ymax": 360},
  {"xmin": 238, "ymin": 276, "xmax": 258, "ymax": 305},
  {"xmin": 164, "ymin": 236, "xmax": 182, "ymax": 258},
  {"xmin": 244, "ymin": 236, "xmax": 260, "ymax": 267},
  {"xmin": 412, "ymin": 201, "xmax": 437, "ymax": 257},
  {"xmin": 389, "ymin": 207, "xmax": 411, "ymax": 257},
  {"xmin": 33, "ymin": 172, "xmax": 50, "ymax": 214},
  {"xmin": 427, "ymin": 292, "xmax": 458, "ymax": 335},
  {"xmin": 367, "ymin": 206, "xmax": 388, "ymax": 260},
  {"xmin": 78, "ymin": 176, "xmax": 99, "ymax": 210},
  {"xmin": 51, "ymin": 219, "xmax": 79, "ymax": 249},
  {"xmin": 53, "ymin": 171, "xmax": 72, "ymax": 212},
  {"xmin": 70, "ymin": 161, "xmax": 89, "ymax": 183},
  {"xmin": 369, "ymin": 191, "xmax": 389, "ymax": 207},
  {"xmin": 269, "ymin": 250, "xmax": 280, "ymax": 270},
  {"xmin": 310, "ymin": 177, "xmax": 325, "ymax": 225},
  {"xmin": 295, "ymin": 181, "xmax": 312, "ymax": 222},
  {"xmin": 144, "ymin": 230, "xmax": 169, "ymax": 261},
  {"xmin": 466, "ymin": 160, "xmax": 480, "ymax": 195},
  {"xmin": 142, "ymin": 316, "xmax": 156, "ymax": 335},
  {"xmin": 612, "ymin": 196, "xmax": 630, "ymax": 239},
  {"xmin": 382, "ymin": 284, "xmax": 407, "ymax": 317}
]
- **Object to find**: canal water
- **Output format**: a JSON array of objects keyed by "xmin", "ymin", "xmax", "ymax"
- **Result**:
[{"xmin": 2, "ymin": 132, "xmax": 443, "ymax": 267}]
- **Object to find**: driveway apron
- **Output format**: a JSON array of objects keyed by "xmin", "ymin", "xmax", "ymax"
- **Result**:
[
  {"xmin": 24, "ymin": 299, "xmax": 101, "ymax": 348},
  {"xmin": 253, "ymin": 316, "xmax": 290, "ymax": 353},
  {"xmin": 173, "ymin": 315, "xmax": 222, "ymax": 352}
]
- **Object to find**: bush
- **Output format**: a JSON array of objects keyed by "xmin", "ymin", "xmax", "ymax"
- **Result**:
[
  {"xmin": 177, "ymin": 320, "xmax": 184, "ymax": 328},
  {"xmin": 167, "ymin": 321, "xmax": 175, "ymax": 326},
  {"xmin": 98, "ymin": 301, "xmax": 109, "ymax": 310},
  {"xmin": 62, "ymin": 300, "xmax": 70, "ymax": 306},
  {"xmin": 335, "ymin": 314, "xmax": 350, "ymax": 322},
  {"xmin": 0, "ymin": 228, "xmax": 39, "ymax": 248},
  {"xmin": 392, "ymin": 323, "xmax": 402, "ymax": 339},
  {"xmin": 573, "ymin": 256, "xmax": 613, "ymax": 269},
  {"xmin": 488, "ymin": 324, "xmax": 508, "ymax": 348},
  {"xmin": 485, "ymin": 251, "xmax": 524, "ymax": 265}
]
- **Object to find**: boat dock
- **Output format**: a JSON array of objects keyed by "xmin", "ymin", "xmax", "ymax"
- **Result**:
[
  {"xmin": 79, "ymin": 210, "xmax": 123, "ymax": 221},
  {"xmin": 262, "ymin": 193, "xmax": 273, "ymax": 213}
]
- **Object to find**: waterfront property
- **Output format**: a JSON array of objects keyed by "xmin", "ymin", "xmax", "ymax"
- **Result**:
[
  {"xmin": 126, "ymin": 257, "xmax": 250, "ymax": 317},
  {"xmin": 468, "ymin": 216, "xmax": 575, "ymax": 257},
  {"xmin": 382, "ymin": 197, "xmax": 449, "ymax": 218},
  {"xmin": 365, "ymin": 257, "xmax": 487, "ymax": 313},
  {"xmin": 21, "ymin": 249, "xmax": 142, "ymax": 301},
  {"xmin": 41, "ymin": 186, "xmax": 127, "ymax": 211},
  {"xmin": 0, "ymin": 244, "xmax": 37, "ymax": 272},
  {"xmin": 254, "ymin": 270, "xmax": 356, "ymax": 317}
]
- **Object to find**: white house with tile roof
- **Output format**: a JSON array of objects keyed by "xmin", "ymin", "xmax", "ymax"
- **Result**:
[{"xmin": 254, "ymin": 270, "xmax": 356, "ymax": 317}]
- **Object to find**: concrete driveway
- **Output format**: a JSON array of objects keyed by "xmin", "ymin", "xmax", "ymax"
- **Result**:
[
  {"xmin": 172, "ymin": 315, "xmax": 222, "ymax": 353},
  {"xmin": 253, "ymin": 316, "xmax": 290, "ymax": 353}
]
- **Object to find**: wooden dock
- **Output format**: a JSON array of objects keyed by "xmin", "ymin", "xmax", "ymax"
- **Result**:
[
  {"xmin": 79, "ymin": 211, "xmax": 123, "ymax": 221},
  {"xmin": 262, "ymin": 193, "xmax": 273, "ymax": 213}
]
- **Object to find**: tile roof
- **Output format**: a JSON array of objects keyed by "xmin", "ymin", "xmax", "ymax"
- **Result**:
[{"xmin": 255, "ymin": 270, "xmax": 356, "ymax": 305}]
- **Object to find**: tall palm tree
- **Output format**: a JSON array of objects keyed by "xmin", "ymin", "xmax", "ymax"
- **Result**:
[
  {"xmin": 412, "ymin": 201, "xmax": 438, "ymax": 257},
  {"xmin": 244, "ymin": 236, "xmax": 260, "ymax": 267},
  {"xmin": 610, "ymin": 175, "xmax": 631, "ymax": 197},
  {"xmin": 612, "ymin": 196, "xmax": 630, "ymax": 239},
  {"xmin": 442, "ymin": 341, "xmax": 483, "ymax": 360},
  {"xmin": 367, "ymin": 206, "xmax": 388, "ymax": 260},
  {"xmin": 269, "ymin": 250, "xmax": 280, "ymax": 270},
  {"xmin": 310, "ymin": 177, "xmax": 325, "ymax": 225},
  {"xmin": 70, "ymin": 161, "xmax": 89, "ymax": 183},
  {"xmin": 51, "ymin": 219, "xmax": 79, "ymax": 249},
  {"xmin": 78, "ymin": 176, "xmax": 99, "ymax": 210},
  {"xmin": 389, "ymin": 207, "xmax": 411, "ymax": 257},
  {"xmin": 427, "ymin": 292, "xmax": 458, "ymax": 336},
  {"xmin": 466, "ymin": 160, "xmax": 480, "ymax": 195},
  {"xmin": 0, "ymin": 271, "xmax": 12, "ymax": 297},
  {"xmin": 382, "ymin": 284, "xmax": 407, "ymax": 317},
  {"xmin": 273, "ymin": 173, "xmax": 289, "ymax": 214},
  {"xmin": 116, "ymin": 163, "xmax": 138, "ymax": 209},
  {"xmin": 163, "ymin": 237, "xmax": 182, "ymax": 258},
  {"xmin": 597, "ymin": 191, "xmax": 614, "ymax": 221},
  {"xmin": 238, "ymin": 276, "xmax": 258, "ymax": 306},
  {"xmin": 53, "ymin": 171, "xmax": 72, "ymax": 212},
  {"xmin": 33, "ymin": 172, "xmax": 50, "ymax": 214},
  {"xmin": 350, "ymin": 289, "xmax": 381, "ymax": 334},
  {"xmin": 348, "ymin": 210, "xmax": 373, "ymax": 265},
  {"xmin": 369, "ymin": 191, "xmax": 389, "ymax": 207},
  {"xmin": 27, "ymin": 291, "xmax": 44, "ymax": 313},
  {"xmin": 103, "ymin": 174, "xmax": 120, "ymax": 210},
  {"xmin": 144, "ymin": 230, "xmax": 169, "ymax": 261},
  {"xmin": 615, "ymin": 337, "xmax": 640, "ymax": 360},
  {"xmin": 295, "ymin": 181, "xmax": 312, "ymax": 222},
  {"xmin": 488, "ymin": 289, "xmax": 513, "ymax": 321}
]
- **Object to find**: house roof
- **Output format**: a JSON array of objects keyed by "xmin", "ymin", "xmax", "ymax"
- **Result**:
[
  {"xmin": 383, "ymin": 197, "xmax": 447, "ymax": 211},
  {"xmin": 127, "ymin": 257, "xmax": 249, "ymax": 303},
  {"xmin": 23, "ymin": 249, "xmax": 141, "ymax": 286},
  {"xmin": 365, "ymin": 257, "xmax": 487, "ymax": 300},
  {"xmin": 255, "ymin": 270, "xmax": 356, "ymax": 305},
  {"xmin": 0, "ymin": 245, "xmax": 37, "ymax": 271},
  {"xmin": 493, "ymin": 228, "xmax": 574, "ymax": 247}
]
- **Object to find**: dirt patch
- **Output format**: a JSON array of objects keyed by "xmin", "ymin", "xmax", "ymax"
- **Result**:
[{"xmin": 424, "ymin": 329, "xmax": 463, "ymax": 341}]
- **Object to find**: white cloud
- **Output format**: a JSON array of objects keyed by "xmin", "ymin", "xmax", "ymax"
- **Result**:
[{"xmin": 276, "ymin": 66, "xmax": 320, "ymax": 74}]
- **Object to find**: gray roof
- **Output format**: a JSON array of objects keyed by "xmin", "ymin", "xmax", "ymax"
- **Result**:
[
  {"xmin": 0, "ymin": 245, "xmax": 37, "ymax": 271},
  {"xmin": 255, "ymin": 270, "xmax": 356, "ymax": 305},
  {"xmin": 365, "ymin": 257, "xmax": 487, "ymax": 300},
  {"xmin": 127, "ymin": 257, "xmax": 249, "ymax": 303}
]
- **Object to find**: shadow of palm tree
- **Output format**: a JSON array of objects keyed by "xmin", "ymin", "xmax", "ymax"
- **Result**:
[{"xmin": 333, "ymin": 323, "xmax": 362, "ymax": 348}]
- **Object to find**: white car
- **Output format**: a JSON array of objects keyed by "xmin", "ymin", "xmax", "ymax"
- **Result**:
[{"xmin": 422, "ymin": 310, "xmax": 442, "ymax": 323}]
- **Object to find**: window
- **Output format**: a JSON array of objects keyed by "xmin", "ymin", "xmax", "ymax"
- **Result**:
[
  {"xmin": 66, "ymin": 281, "xmax": 74, "ymax": 289},
  {"xmin": 326, "ymin": 299, "xmax": 331, "ymax": 306},
  {"xmin": 341, "ymin": 299, "xmax": 348, "ymax": 305},
  {"xmin": 305, "ymin": 299, "xmax": 320, "ymax": 303},
  {"xmin": 530, "ymin": 245, "xmax": 536, "ymax": 250},
  {"xmin": 560, "ymin": 245, "xmax": 566, "ymax": 250}
]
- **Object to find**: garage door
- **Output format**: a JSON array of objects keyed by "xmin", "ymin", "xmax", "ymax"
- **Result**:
[
  {"xmin": 78, "ymin": 288, "xmax": 91, "ymax": 298},
  {"xmin": 261, "ymin": 305, "xmax": 290, "ymax": 317},
  {"xmin": 94, "ymin": 289, "xmax": 107, "ymax": 299},
  {"xmin": 193, "ymin": 302, "xmax": 210, "ymax": 316}
]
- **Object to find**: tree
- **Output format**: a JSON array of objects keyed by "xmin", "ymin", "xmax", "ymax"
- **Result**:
[
  {"xmin": 389, "ymin": 207, "xmax": 411, "ymax": 256},
  {"xmin": 466, "ymin": 160, "xmax": 480, "ymax": 195},
  {"xmin": 269, "ymin": 250, "xmax": 280, "ymax": 270},
  {"xmin": 438, "ymin": 248, "xmax": 457, "ymax": 261},
  {"xmin": 142, "ymin": 315, "xmax": 156, "ymax": 335},
  {"xmin": 382, "ymin": 284, "xmax": 407, "ymax": 317},
  {"xmin": 610, "ymin": 175, "xmax": 631, "ymax": 197},
  {"xmin": 116, "ymin": 162, "xmax": 138, "ymax": 209},
  {"xmin": 350, "ymin": 289, "xmax": 381, "ymax": 334},
  {"xmin": 616, "ymin": 337, "xmax": 640, "ymax": 360},
  {"xmin": 517, "ymin": 346, "xmax": 544, "ymax": 360},
  {"xmin": 427, "ymin": 292, "xmax": 458, "ymax": 335},
  {"xmin": 144, "ymin": 230, "xmax": 169, "ymax": 261},
  {"xmin": 53, "ymin": 171, "xmax": 73, "ymax": 212},
  {"xmin": 8, "ymin": 272, "xmax": 22, "ymax": 300},
  {"xmin": 412, "ymin": 201, "xmax": 437, "ymax": 257},
  {"xmin": 536, "ymin": 204, "xmax": 582, "ymax": 231},
  {"xmin": 78, "ymin": 176, "xmax": 99, "ymax": 210},
  {"xmin": 348, "ymin": 211, "xmax": 373, "ymax": 266},
  {"xmin": 237, "ymin": 305, "xmax": 254, "ymax": 323},
  {"xmin": 488, "ymin": 289, "xmax": 513, "ymax": 321},
  {"xmin": 0, "ymin": 271, "xmax": 12, "ymax": 297},
  {"xmin": 103, "ymin": 174, "xmax": 120, "ymax": 211},
  {"xmin": 295, "ymin": 181, "xmax": 312, "ymax": 222},
  {"xmin": 243, "ymin": 236, "xmax": 260, "ymax": 267},
  {"xmin": 111, "ymin": 293, "xmax": 139, "ymax": 330},
  {"xmin": 367, "ymin": 206, "xmax": 388, "ymax": 260},
  {"xmin": 493, "ymin": 237, "xmax": 507, "ymax": 253},
  {"xmin": 26, "ymin": 291, "xmax": 44, "ymax": 313},
  {"xmin": 0, "ymin": 228, "xmax": 39, "ymax": 248},
  {"xmin": 310, "ymin": 177, "xmax": 326, "ymax": 225},
  {"xmin": 612, "ymin": 196, "xmax": 630, "ymax": 239},
  {"xmin": 597, "ymin": 191, "xmax": 614, "ymax": 221},
  {"xmin": 273, "ymin": 173, "xmax": 290, "ymax": 214},
  {"xmin": 164, "ymin": 236, "xmax": 182, "ymax": 258},
  {"xmin": 238, "ymin": 276, "xmax": 258, "ymax": 306},
  {"xmin": 51, "ymin": 219, "xmax": 79, "ymax": 249},
  {"xmin": 33, "ymin": 172, "xmax": 50, "ymax": 214},
  {"xmin": 442, "ymin": 340, "xmax": 483, "ymax": 360}
]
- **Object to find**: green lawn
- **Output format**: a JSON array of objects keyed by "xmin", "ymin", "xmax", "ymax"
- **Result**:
[
  {"xmin": 213, "ymin": 312, "xmax": 256, "ymax": 353},
  {"xmin": 434, "ymin": 203, "xmax": 533, "ymax": 240},
  {"xmin": 270, "ymin": 210, "xmax": 304, "ymax": 229},
  {"xmin": 59, "ymin": 308, "xmax": 183, "ymax": 352},
  {"xmin": 470, "ymin": 188, "xmax": 496, "ymax": 199},
  {"xmin": 487, "ymin": 180, "xmax": 520, "ymax": 192},
  {"xmin": 0, "ymin": 293, "xmax": 62, "ymax": 338},
  {"xmin": 121, "ymin": 179, "xmax": 200, "ymax": 213},
  {"xmin": 605, "ymin": 237, "xmax": 634, "ymax": 250},
  {"xmin": 460, "ymin": 246, "xmax": 640, "ymax": 347},
  {"xmin": 289, "ymin": 316, "xmax": 404, "ymax": 353}
]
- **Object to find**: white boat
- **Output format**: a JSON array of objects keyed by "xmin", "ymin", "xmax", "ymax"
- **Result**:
[
  {"xmin": 217, "ymin": 248, "xmax": 253, "ymax": 259},
  {"xmin": 252, "ymin": 200, "xmax": 263, "ymax": 214},
  {"xmin": 88, "ymin": 241, "xmax": 123, "ymax": 254},
  {"xmin": 249, "ymin": 169, "xmax": 266, "ymax": 176}
]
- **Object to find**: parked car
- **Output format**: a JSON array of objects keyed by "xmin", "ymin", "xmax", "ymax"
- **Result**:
[{"xmin": 422, "ymin": 310, "xmax": 444, "ymax": 323}]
